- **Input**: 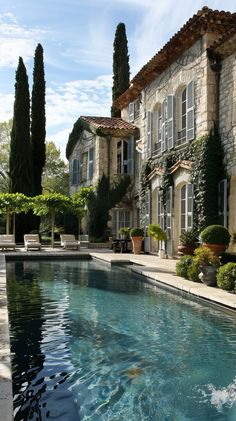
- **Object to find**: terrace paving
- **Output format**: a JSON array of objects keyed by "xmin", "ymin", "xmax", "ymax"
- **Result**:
[{"xmin": 1, "ymin": 246, "xmax": 236, "ymax": 420}]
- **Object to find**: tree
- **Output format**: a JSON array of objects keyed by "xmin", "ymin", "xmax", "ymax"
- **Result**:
[
  {"xmin": 32, "ymin": 193, "xmax": 70, "ymax": 247},
  {"xmin": 87, "ymin": 174, "xmax": 131, "ymax": 239},
  {"xmin": 31, "ymin": 43, "xmax": 46, "ymax": 195},
  {"xmin": 9, "ymin": 57, "xmax": 33, "ymax": 196},
  {"xmin": 0, "ymin": 193, "xmax": 29, "ymax": 235},
  {"xmin": 0, "ymin": 120, "xmax": 12, "ymax": 192},
  {"xmin": 111, "ymin": 22, "xmax": 130, "ymax": 118},
  {"xmin": 42, "ymin": 141, "xmax": 69, "ymax": 195}
]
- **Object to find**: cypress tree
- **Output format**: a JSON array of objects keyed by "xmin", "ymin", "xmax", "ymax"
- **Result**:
[
  {"xmin": 31, "ymin": 43, "xmax": 46, "ymax": 195},
  {"xmin": 9, "ymin": 57, "xmax": 33, "ymax": 196},
  {"xmin": 111, "ymin": 22, "xmax": 130, "ymax": 117}
]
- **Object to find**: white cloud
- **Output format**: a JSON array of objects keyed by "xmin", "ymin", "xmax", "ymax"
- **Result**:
[
  {"xmin": 0, "ymin": 13, "xmax": 46, "ymax": 68},
  {"xmin": 0, "ymin": 93, "xmax": 14, "ymax": 121}
]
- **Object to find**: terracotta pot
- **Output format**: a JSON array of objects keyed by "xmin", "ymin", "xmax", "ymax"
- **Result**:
[
  {"xmin": 203, "ymin": 243, "xmax": 227, "ymax": 257},
  {"xmin": 177, "ymin": 243, "xmax": 196, "ymax": 256},
  {"xmin": 131, "ymin": 236, "xmax": 143, "ymax": 254}
]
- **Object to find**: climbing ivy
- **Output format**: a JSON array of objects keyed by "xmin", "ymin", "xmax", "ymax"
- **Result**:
[{"xmin": 140, "ymin": 127, "xmax": 226, "ymax": 233}]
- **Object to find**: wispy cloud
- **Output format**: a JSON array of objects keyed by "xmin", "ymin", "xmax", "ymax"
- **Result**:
[
  {"xmin": 0, "ymin": 93, "xmax": 14, "ymax": 121},
  {"xmin": 0, "ymin": 13, "xmax": 46, "ymax": 68}
]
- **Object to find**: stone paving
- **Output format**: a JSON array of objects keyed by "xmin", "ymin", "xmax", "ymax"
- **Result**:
[{"xmin": 1, "ymin": 247, "xmax": 236, "ymax": 420}]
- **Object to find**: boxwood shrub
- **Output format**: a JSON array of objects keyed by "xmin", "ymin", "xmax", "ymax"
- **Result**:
[
  {"xmin": 176, "ymin": 255, "xmax": 193, "ymax": 279},
  {"xmin": 200, "ymin": 225, "xmax": 230, "ymax": 245},
  {"xmin": 217, "ymin": 263, "xmax": 236, "ymax": 291}
]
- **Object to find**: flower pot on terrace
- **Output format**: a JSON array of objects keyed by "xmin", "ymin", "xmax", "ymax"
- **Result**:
[
  {"xmin": 131, "ymin": 236, "xmax": 143, "ymax": 254},
  {"xmin": 198, "ymin": 265, "xmax": 218, "ymax": 286}
]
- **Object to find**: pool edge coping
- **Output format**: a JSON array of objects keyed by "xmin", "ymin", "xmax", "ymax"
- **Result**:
[{"xmin": 0, "ymin": 254, "xmax": 13, "ymax": 421}]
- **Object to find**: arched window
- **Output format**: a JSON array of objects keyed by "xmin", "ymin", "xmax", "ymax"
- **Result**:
[
  {"xmin": 180, "ymin": 183, "xmax": 193, "ymax": 232},
  {"xmin": 177, "ymin": 81, "xmax": 195, "ymax": 146}
]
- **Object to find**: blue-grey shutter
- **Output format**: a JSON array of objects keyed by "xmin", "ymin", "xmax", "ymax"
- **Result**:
[
  {"xmin": 186, "ymin": 81, "xmax": 195, "ymax": 141},
  {"xmin": 88, "ymin": 148, "xmax": 93, "ymax": 179},
  {"xmin": 129, "ymin": 102, "xmax": 134, "ymax": 122},
  {"xmin": 218, "ymin": 179, "xmax": 227, "ymax": 227},
  {"xmin": 161, "ymin": 100, "xmax": 166, "ymax": 152},
  {"xmin": 147, "ymin": 111, "xmax": 153, "ymax": 158},
  {"xmin": 72, "ymin": 158, "xmax": 78, "ymax": 185},
  {"xmin": 127, "ymin": 136, "xmax": 134, "ymax": 175},
  {"xmin": 166, "ymin": 186, "xmax": 173, "ymax": 240},
  {"xmin": 167, "ymin": 95, "xmax": 175, "ymax": 149}
]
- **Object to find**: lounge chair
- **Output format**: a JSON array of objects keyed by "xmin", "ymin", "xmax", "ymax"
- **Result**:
[
  {"xmin": 60, "ymin": 234, "xmax": 80, "ymax": 250},
  {"xmin": 0, "ymin": 234, "xmax": 16, "ymax": 251},
  {"xmin": 78, "ymin": 234, "xmax": 90, "ymax": 248},
  {"xmin": 24, "ymin": 234, "xmax": 41, "ymax": 251}
]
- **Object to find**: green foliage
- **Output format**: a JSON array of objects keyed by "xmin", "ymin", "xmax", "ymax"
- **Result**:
[
  {"xmin": 176, "ymin": 255, "xmax": 193, "ymax": 279},
  {"xmin": 32, "ymin": 193, "xmax": 70, "ymax": 216},
  {"xmin": 43, "ymin": 141, "xmax": 69, "ymax": 195},
  {"xmin": 66, "ymin": 118, "xmax": 92, "ymax": 159},
  {"xmin": 111, "ymin": 22, "xmax": 130, "ymax": 117},
  {"xmin": 179, "ymin": 229, "xmax": 198, "ymax": 245},
  {"xmin": 9, "ymin": 57, "xmax": 34, "ymax": 196},
  {"xmin": 87, "ymin": 174, "xmax": 131, "ymax": 239},
  {"xmin": 193, "ymin": 246, "xmax": 220, "ymax": 267},
  {"xmin": 130, "ymin": 227, "xmax": 144, "ymax": 237},
  {"xmin": 31, "ymin": 43, "xmax": 46, "ymax": 195},
  {"xmin": 200, "ymin": 225, "xmax": 231, "ymax": 245},
  {"xmin": 118, "ymin": 227, "xmax": 130, "ymax": 236},
  {"xmin": 148, "ymin": 224, "xmax": 167, "ymax": 241},
  {"xmin": 217, "ymin": 263, "xmax": 236, "ymax": 291},
  {"xmin": 0, "ymin": 193, "xmax": 29, "ymax": 214},
  {"xmin": 187, "ymin": 260, "xmax": 201, "ymax": 282}
]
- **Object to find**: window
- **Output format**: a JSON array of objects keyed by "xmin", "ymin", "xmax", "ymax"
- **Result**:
[
  {"xmin": 71, "ymin": 159, "xmax": 78, "ymax": 186},
  {"xmin": 129, "ymin": 102, "xmax": 134, "ymax": 122},
  {"xmin": 180, "ymin": 183, "xmax": 193, "ymax": 233},
  {"xmin": 177, "ymin": 81, "xmax": 195, "ymax": 145},
  {"xmin": 156, "ymin": 108, "xmax": 162, "ymax": 153},
  {"xmin": 117, "ymin": 138, "xmax": 133, "ymax": 175},
  {"xmin": 218, "ymin": 179, "xmax": 227, "ymax": 227},
  {"xmin": 147, "ymin": 111, "xmax": 153, "ymax": 158},
  {"xmin": 161, "ymin": 95, "xmax": 175, "ymax": 153},
  {"xmin": 112, "ymin": 209, "xmax": 131, "ymax": 236},
  {"xmin": 166, "ymin": 187, "xmax": 173, "ymax": 240}
]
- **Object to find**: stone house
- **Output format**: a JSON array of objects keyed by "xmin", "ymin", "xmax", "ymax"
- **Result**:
[
  {"xmin": 66, "ymin": 116, "xmax": 139, "ymax": 236},
  {"xmin": 114, "ymin": 6, "xmax": 236, "ymax": 255}
]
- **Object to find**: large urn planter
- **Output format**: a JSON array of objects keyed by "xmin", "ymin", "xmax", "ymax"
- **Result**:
[
  {"xmin": 177, "ymin": 229, "xmax": 198, "ymax": 256},
  {"xmin": 200, "ymin": 225, "xmax": 230, "ymax": 257},
  {"xmin": 130, "ymin": 228, "xmax": 144, "ymax": 255},
  {"xmin": 198, "ymin": 265, "xmax": 218, "ymax": 286}
]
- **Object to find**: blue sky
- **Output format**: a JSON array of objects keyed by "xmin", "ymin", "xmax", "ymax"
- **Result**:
[{"xmin": 0, "ymin": 0, "xmax": 235, "ymax": 159}]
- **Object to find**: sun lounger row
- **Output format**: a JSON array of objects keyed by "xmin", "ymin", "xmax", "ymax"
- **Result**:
[{"xmin": 0, "ymin": 234, "xmax": 89, "ymax": 251}]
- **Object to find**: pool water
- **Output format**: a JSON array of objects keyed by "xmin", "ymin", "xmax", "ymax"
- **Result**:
[{"xmin": 6, "ymin": 259, "xmax": 236, "ymax": 421}]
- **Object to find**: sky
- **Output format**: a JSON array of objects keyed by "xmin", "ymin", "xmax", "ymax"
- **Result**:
[{"xmin": 0, "ymin": 0, "xmax": 235, "ymax": 160}]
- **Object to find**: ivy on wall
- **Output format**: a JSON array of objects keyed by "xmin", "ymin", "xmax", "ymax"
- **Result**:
[{"xmin": 140, "ymin": 127, "xmax": 226, "ymax": 233}]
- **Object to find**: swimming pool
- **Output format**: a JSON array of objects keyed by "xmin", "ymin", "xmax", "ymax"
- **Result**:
[{"xmin": 7, "ymin": 259, "xmax": 236, "ymax": 420}]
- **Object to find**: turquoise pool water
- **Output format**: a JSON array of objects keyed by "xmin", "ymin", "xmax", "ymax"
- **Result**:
[{"xmin": 7, "ymin": 259, "xmax": 236, "ymax": 421}]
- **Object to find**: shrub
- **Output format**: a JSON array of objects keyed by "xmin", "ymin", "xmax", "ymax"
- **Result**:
[
  {"xmin": 217, "ymin": 263, "xmax": 236, "ymax": 291},
  {"xmin": 130, "ymin": 227, "xmax": 144, "ymax": 237},
  {"xmin": 148, "ymin": 224, "xmax": 167, "ymax": 242},
  {"xmin": 188, "ymin": 261, "xmax": 200, "ymax": 282},
  {"xmin": 176, "ymin": 255, "xmax": 193, "ymax": 279},
  {"xmin": 200, "ymin": 225, "xmax": 230, "ymax": 245},
  {"xmin": 220, "ymin": 253, "xmax": 236, "ymax": 265},
  {"xmin": 179, "ymin": 229, "xmax": 198, "ymax": 245},
  {"xmin": 118, "ymin": 227, "xmax": 130, "ymax": 237},
  {"xmin": 193, "ymin": 246, "xmax": 220, "ymax": 267}
]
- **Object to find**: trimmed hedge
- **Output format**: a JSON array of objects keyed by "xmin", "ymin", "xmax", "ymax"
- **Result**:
[
  {"xmin": 200, "ymin": 225, "xmax": 230, "ymax": 245},
  {"xmin": 217, "ymin": 263, "xmax": 236, "ymax": 291}
]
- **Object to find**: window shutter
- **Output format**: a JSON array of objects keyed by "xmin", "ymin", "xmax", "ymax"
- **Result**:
[
  {"xmin": 129, "ymin": 102, "xmax": 134, "ymax": 122},
  {"xmin": 88, "ymin": 148, "xmax": 93, "ymax": 180},
  {"xmin": 218, "ymin": 179, "xmax": 227, "ymax": 227},
  {"xmin": 127, "ymin": 136, "xmax": 134, "ymax": 175},
  {"xmin": 161, "ymin": 100, "xmax": 166, "ymax": 152},
  {"xmin": 166, "ymin": 186, "xmax": 173, "ymax": 240},
  {"xmin": 186, "ymin": 81, "xmax": 195, "ymax": 141},
  {"xmin": 167, "ymin": 95, "xmax": 175, "ymax": 149},
  {"xmin": 147, "ymin": 111, "xmax": 153, "ymax": 158},
  {"xmin": 72, "ymin": 158, "xmax": 78, "ymax": 185}
]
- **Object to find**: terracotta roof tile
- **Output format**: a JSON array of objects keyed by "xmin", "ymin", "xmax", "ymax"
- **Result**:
[
  {"xmin": 115, "ymin": 7, "xmax": 236, "ymax": 109},
  {"xmin": 208, "ymin": 27, "xmax": 236, "ymax": 58},
  {"xmin": 80, "ymin": 116, "xmax": 137, "ymax": 131}
]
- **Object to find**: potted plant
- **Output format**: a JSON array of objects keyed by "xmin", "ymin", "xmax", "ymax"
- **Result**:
[
  {"xmin": 118, "ymin": 227, "xmax": 130, "ymax": 239},
  {"xmin": 148, "ymin": 224, "xmax": 167, "ymax": 258},
  {"xmin": 177, "ymin": 229, "xmax": 198, "ymax": 256},
  {"xmin": 200, "ymin": 225, "xmax": 231, "ymax": 256},
  {"xmin": 130, "ymin": 227, "xmax": 144, "ymax": 255},
  {"xmin": 192, "ymin": 246, "xmax": 220, "ymax": 286}
]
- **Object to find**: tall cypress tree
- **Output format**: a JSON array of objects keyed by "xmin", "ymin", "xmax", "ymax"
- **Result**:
[
  {"xmin": 10, "ymin": 57, "xmax": 33, "ymax": 196},
  {"xmin": 31, "ymin": 43, "xmax": 46, "ymax": 195},
  {"xmin": 111, "ymin": 22, "xmax": 130, "ymax": 118}
]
